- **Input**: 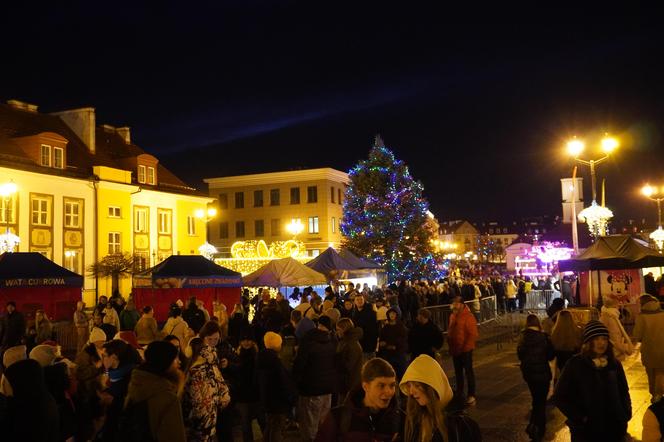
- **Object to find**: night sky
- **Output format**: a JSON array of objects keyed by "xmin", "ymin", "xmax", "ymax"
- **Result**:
[{"xmin": 2, "ymin": 3, "xmax": 664, "ymax": 223}]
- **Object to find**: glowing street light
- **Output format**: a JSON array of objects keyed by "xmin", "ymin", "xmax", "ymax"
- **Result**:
[
  {"xmin": 286, "ymin": 218, "xmax": 304, "ymax": 237},
  {"xmin": 0, "ymin": 181, "xmax": 19, "ymax": 253},
  {"xmin": 195, "ymin": 205, "xmax": 218, "ymax": 260},
  {"xmin": 641, "ymin": 184, "xmax": 664, "ymax": 251},
  {"xmin": 567, "ymin": 134, "xmax": 619, "ymax": 202}
]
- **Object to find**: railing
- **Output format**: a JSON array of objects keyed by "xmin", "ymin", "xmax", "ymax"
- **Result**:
[
  {"xmin": 423, "ymin": 296, "xmax": 497, "ymax": 334},
  {"xmin": 524, "ymin": 289, "xmax": 557, "ymax": 311}
]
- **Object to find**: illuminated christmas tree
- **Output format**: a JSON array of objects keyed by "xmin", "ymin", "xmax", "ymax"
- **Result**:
[{"xmin": 341, "ymin": 135, "xmax": 441, "ymax": 281}]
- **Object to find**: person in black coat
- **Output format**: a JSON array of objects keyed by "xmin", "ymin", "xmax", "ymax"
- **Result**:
[
  {"xmin": 257, "ymin": 332, "xmax": 296, "ymax": 442},
  {"xmin": 182, "ymin": 297, "xmax": 206, "ymax": 334},
  {"xmin": 351, "ymin": 295, "xmax": 379, "ymax": 359},
  {"xmin": 553, "ymin": 320, "xmax": 632, "ymax": 442},
  {"xmin": 0, "ymin": 301, "xmax": 26, "ymax": 356},
  {"xmin": 407, "ymin": 309, "xmax": 443, "ymax": 359},
  {"xmin": 517, "ymin": 314, "xmax": 554, "ymax": 441},
  {"xmin": 378, "ymin": 308, "xmax": 409, "ymax": 380},
  {"xmin": 233, "ymin": 329, "xmax": 264, "ymax": 442}
]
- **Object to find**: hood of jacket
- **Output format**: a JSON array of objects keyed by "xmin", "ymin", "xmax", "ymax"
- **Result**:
[
  {"xmin": 642, "ymin": 298, "xmax": 662, "ymax": 313},
  {"xmin": 399, "ymin": 354, "xmax": 453, "ymax": 408},
  {"xmin": 126, "ymin": 367, "xmax": 178, "ymax": 403}
]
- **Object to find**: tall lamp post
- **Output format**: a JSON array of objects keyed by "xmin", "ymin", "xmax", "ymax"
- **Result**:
[
  {"xmin": 196, "ymin": 207, "xmax": 218, "ymax": 260},
  {"xmin": 641, "ymin": 184, "xmax": 664, "ymax": 252},
  {"xmin": 567, "ymin": 135, "xmax": 618, "ymax": 239},
  {"xmin": 0, "ymin": 181, "xmax": 19, "ymax": 253}
]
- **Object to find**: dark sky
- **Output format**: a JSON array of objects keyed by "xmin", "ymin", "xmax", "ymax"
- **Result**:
[{"xmin": 2, "ymin": 3, "xmax": 664, "ymax": 223}]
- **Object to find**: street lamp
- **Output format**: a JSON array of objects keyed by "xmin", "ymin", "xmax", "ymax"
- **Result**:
[
  {"xmin": 0, "ymin": 181, "xmax": 19, "ymax": 253},
  {"xmin": 641, "ymin": 184, "xmax": 664, "ymax": 251},
  {"xmin": 568, "ymin": 135, "xmax": 618, "ymax": 238},
  {"xmin": 195, "ymin": 206, "xmax": 218, "ymax": 260},
  {"xmin": 286, "ymin": 218, "xmax": 304, "ymax": 238}
]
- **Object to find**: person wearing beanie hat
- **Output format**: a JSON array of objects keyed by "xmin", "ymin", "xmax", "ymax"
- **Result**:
[
  {"xmin": 257, "ymin": 331, "xmax": 297, "ymax": 441},
  {"xmin": 553, "ymin": 320, "xmax": 632, "ymax": 441},
  {"xmin": 88, "ymin": 326, "xmax": 107, "ymax": 346},
  {"xmin": 317, "ymin": 315, "xmax": 333, "ymax": 332},
  {"xmin": 634, "ymin": 292, "xmax": 664, "ymax": 399},
  {"xmin": 29, "ymin": 344, "xmax": 59, "ymax": 367},
  {"xmin": 400, "ymin": 355, "xmax": 478, "ymax": 442},
  {"xmin": 124, "ymin": 341, "xmax": 186, "ymax": 441}
]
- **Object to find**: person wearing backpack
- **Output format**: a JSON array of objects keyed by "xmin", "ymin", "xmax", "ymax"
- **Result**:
[{"xmin": 122, "ymin": 340, "xmax": 186, "ymax": 442}]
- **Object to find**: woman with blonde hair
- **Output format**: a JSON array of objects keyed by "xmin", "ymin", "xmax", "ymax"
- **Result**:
[
  {"xmin": 599, "ymin": 296, "xmax": 634, "ymax": 361},
  {"xmin": 550, "ymin": 310, "xmax": 582, "ymax": 373},
  {"xmin": 400, "ymin": 354, "xmax": 481, "ymax": 441}
]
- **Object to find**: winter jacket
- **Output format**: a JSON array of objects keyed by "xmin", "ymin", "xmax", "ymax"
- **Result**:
[
  {"xmin": 162, "ymin": 316, "xmax": 190, "ymax": 346},
  {"xmin": 505, "ymin": 280, "xmax": 517, "ymax": 299},
  {"xmin": 336, "ymin": 327, "xmax": 364, "ymax": 396},
  {"xmin": 408, "ymin": 320, "xmax": 444, "ymax": 359},
  {"xmin": 553, "ymin": 353, "xmax": 631, "ymax": 440},
  {"xmin": 256, "ymin": 348, "xmax": 296, "ymax": 413},
  {"xmin": 293, "ymin": 327, "xmax": 338, "ymax": 396},
  {"xmin": 233, "ymin": 346, "xmax": 260, "ymax": 403},
  {"xmin": 633, "ymin": 299, "xmax": 664, "ymax": 369},
  {"xmin": 352, "ymin": 306, "xmax": 379, "ymax": 353},
  {"xmin": 599, "ymin": 306, "xmax": 634, "ymax": 361},
  {"xmin": 0, "ymin": 310, "xmax": 26, "ymax": 349},
  {"xmin": 517, "ymin": 328, "xmax": 554, "ymax": 383},
  {"xmin": 379, "ymin": 320, "xmax": 409, "ymax": 358},
  {"xmin": 182, "ymin": 305, "xmax": 206, "ymax": 334},
  {"xmin": 642, "ymin": 398, "xmax": 664, "ymax": 442},
  {"xmin": 314, "ymin": 386, "xmax": 404, "ymax": 442},
  {"xmin": 134, "ymin": 315, "xmax": 160, "ymax": 345},
  {"xmin": 124, "ymin": 367, "xmax": 186, "ymax": 442},
  {"xmin": 447, "ymin": 305, "xmax": 478, "ymax": 356},
  {"xmin": 119, "ymin": 308, "xmax": 140, "ymax": 331},
  {"xmin": 102, "ymin": 307, "xmax": 120, "ymax": 331}
]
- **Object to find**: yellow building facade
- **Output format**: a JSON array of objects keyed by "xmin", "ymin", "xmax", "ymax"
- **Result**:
[
  {"xmin": 204, "ymin": 168, "xmax": 348, "ymax": 257},
  {"xmin": 0, "ymin": 100, "xmax": 212, "ymax": 306}
]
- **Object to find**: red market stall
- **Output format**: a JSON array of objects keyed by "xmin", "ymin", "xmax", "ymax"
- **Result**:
[
  {"xmin": 0, "ymin": 252, "xmax": 83, "ymax": 321},
  {"xmin": 132, "ymin": 255, "xmax": 242, "ymax": 321}
]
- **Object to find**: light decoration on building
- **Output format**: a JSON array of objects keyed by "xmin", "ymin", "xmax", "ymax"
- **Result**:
[
  {"xmin": 578, "ymin": 200, "xmax": 613, "ymax": 238},
  {"xmin": 198, "ymin": 242, "xmax": 217, "ymax": 260},
  {"xmin": 216, "ymin": 239, "xmax": 310, "ymax": 275},
  {"xmin": 514, "ymin": 242, "xmax": 574, "ymax": 278},
  {"xmin": 650, "ymin": 226, "xmax": 664, "ymax": 251},
  {"xmin": 0, "ymin": 231, "xmax": 20, "ymax": 254}
]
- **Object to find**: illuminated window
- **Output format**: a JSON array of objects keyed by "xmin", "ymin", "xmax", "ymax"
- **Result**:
[
  {"xmin": 134, "ymin": 207, "xmax": 148, "ymax": 233},
  {"xmin": 64, "ymin": 201, "xmax": 80, "ymax": 228},
  {"xmin": 31, "ymin": 196, "xmax": 50, "ymax": 226},
  {"xmin": 0, "ymin": 196, "xmax": 16, "ymax": 224},
  {"xmin": 137, "ymin": 165, "xmax": 146, "ymax": 183},
  {"xmin": 108, "ymin": 232, "xmax": 121, "ymax": 254},
  {"xmin": 53, "ymin": 147, "xmax": 64, "ymax": 169},
  {"xmin": 331, "ymin": 217, "xmax": 336, "ymax": 233},
  {"xmin": 40, "ymin": 144, "xmax": 51, "ymax": 167},
  {"xmin": 108, "ymin": 206, "xmax": 121, "ymax": 218},
  {"xmin": 64, "ymin": 249, "xmax": 81, "ymax": 273},
  {"xmin": 308, "ymin": 216, "xmax": 319, "ymax": 234},
  {"xmin": 147, "ymin": 167, "xmax": 156, "ymax": 185},
  {"xmin": 134, "ymin": 251, "xmax": 149, "ymax": 271},
  {"xmin": 187, "ymin": 216, "xmax": 196, "ymax": 236},
  {"xmin": 158, "ymin": 209, "xmax": 171, "ymax": 234}
]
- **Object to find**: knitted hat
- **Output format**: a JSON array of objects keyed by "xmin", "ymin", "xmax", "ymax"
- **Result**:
[
  {"xmin": 29, "ymin": 344, "xmax": 58, "ymax": 367},
  {"xmin": 317, "ymin": 315, "xmax": 332, "ymax": 331},
  {"xmin": 263, "ymin": 332, "xmax": 283, "ymax": 350},
  {"xmin": 2, "ymin": 345, "xmax": 26, "ymax": 369},
  {"xmin": 144, "ymin": 341, "xmax": 179, "ymax": 373},
  {"xmin": 400, "ymin": 355, "xmax": 454, "ymax": 407},
  {"xmin": 583, "ymin": 320, "xmax": 609, "ymax": 344},
  {"xmin": 89, "ymin": 327, "xmax": 107, "ymax": 344}
]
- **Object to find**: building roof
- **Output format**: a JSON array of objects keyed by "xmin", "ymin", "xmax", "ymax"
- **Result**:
[
  {"xmin": 0, "ymin": 101, "xmax": 204, "ymax": 196},
  {"xmin": 204, "ymin": 167, "xmax": 349, "ymax": 187}
]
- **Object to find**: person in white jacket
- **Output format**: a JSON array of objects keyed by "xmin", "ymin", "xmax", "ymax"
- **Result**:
[{"xmin": 599, "ymin": 296, "xmax": 634, "ymax": 361}]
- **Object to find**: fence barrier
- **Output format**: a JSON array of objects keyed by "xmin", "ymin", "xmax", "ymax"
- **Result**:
[{"xmin": 423, "ymin": 296, "xmax": 497, "ymax": 334}]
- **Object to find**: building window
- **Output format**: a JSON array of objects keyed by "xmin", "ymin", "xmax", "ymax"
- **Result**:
[
  {"xmin": 330, "ymin": 187, "xmax": 335, "ymax": 203},
  {"xmin": 219, "ymin": 221, "xmax": 229, "ymax": 239},
  {"xmin": 0, "ymin": 196, "xmax": 16, "ymax": 224},
  {"xmin": 290, "ymin": 187, "xmax": 300, "ymax": 204},
  {"xmin": 308, "ymin": 216, "xmax": 319, "ymax": 234},
  {"xmin": 270, "ymin": 189, "xmax": 280, "ymax": 206},
  {"xmin": 218, "ymin": 194, "xmax": 228, "ymax": 209},
  {"xmin": 53, "ymin": 147, "xmax": 64, "ymax": 169},
  {"xmin": 147, "ymin": 166, "xmax": 156, "ymax": 185},
  {"xmin": 108, "ymin": 206, "xmax": 121, "ymax": 218},
  {"xmin": 331, "ymin": 217, "xmax": 336, "ymax": 233},
  {"xmin": 40, "ymin": 144, "xmax": 51, "ymax": 167},
  {"xmin": 310, "ymin": 249, "xmax": 320, "ymax": 257},
  {"xmin": 271, "ymin": 219, "xmax": 281, "ymax": 236},
  {"xmin": 134, "ymin": 207, "xmax": 148, "ymax": 233},
  {"xmin": 158, "ymin": 209, "xmax": 172, "ymax": 234},
  {"xmin": 307, "ymin": 186, "xmax": 318, "ymax": 203},
  {"xmin": 137, "ymin": 165, "xmax": 146, "ymax": 183},
  {"xmin": 108, "ymin": 232, "xmax": 121, "ymax": 254},
  {"xmin": 187, "ymin": 216, "xmax": 196, "ymax": 236},
  {"xmin": 254, "ymin": 190, "xmax": 263, "ymax": 207},
  {"xmin": 255, "ymin": 219, "xmax": 264, "ymax": 237},
  {"xmin": 134, "ymin": 252, "xmax": 149, "ymax": 272},
  {"xmin": 235, "ymin": 192, "xmax": 244, "ymax": 209},
  {"xmin": 64, "ymin": 249, "xmax": 80, "ymax": 273},
  {"xmin": 64, "ymin": 201, "xmax": 81, "ymax": 228},
  {"xmin": 31, "ymin": 196, "xmax": 50, "ymax": 226},
  {"xmin": 338, "ymin": 188, "xmax": 342, "ymax": 205},
  {"xmin": 235, "ymin": 221, "xmax": 245, "ymax": 238}
]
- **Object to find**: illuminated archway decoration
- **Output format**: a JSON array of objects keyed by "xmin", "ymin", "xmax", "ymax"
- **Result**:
[{"xmin": 230, "ymin": 240, "xmax": 307, "ymax": 259}]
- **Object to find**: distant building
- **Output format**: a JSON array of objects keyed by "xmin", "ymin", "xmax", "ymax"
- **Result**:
[
  {"xmin": 439, "ymin": 220, "xmax": 479, "ymax": 254},
  {"xmin": 204, "ymin": 168, "xmax": 348, "ymax": 257}
]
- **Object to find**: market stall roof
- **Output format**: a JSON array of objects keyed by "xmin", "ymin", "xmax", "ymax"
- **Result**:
[
  {"xmin": 242, "ymin": 257, "xmax": 327, "ymax": 287},
  {"xmin": 305, "ymin": 247, "xmax": 359, "ymax": 274},
  {"xmin": 134, "ymin": 255, "xmax": 242, "ymax": 288},
  {"xmin": 558, "ymin": 235, "xmax": 664, "ymax": 271},
  {"xmin": 0, "ymin": 252, "xmax": 83, "ymax": 287},
  {"xmin": 338, "ymin": 249, "xmax": 382, "ymax": 269}
]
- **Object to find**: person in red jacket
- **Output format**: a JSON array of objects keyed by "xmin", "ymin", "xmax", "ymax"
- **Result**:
[{"xmin": 447, "ymin": 296, "xmax": 479, "ymax": 406}]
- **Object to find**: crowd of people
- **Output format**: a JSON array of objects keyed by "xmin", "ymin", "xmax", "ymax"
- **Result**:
[{"xmin": 0, "ymin": 281, "xmax": 484, "ymax": 442}]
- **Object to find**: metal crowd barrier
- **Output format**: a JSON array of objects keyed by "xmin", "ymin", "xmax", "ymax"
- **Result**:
[
  {"xmin": 423, "ymin": 296, "xmax": 497, "ymax": 334},
  {"xmin": 524, "ymin": 290, "xmax": 557, "ymax": 311}
]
